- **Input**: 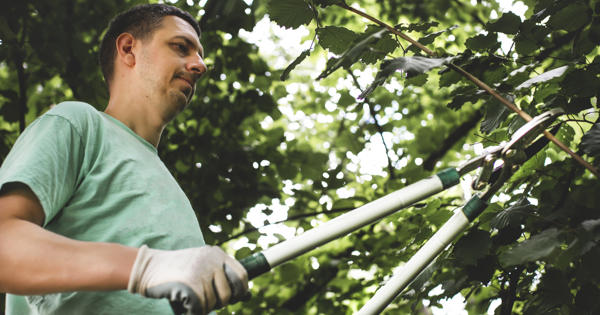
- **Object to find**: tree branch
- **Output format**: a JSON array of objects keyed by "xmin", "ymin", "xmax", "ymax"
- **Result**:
[
  {"xmin": 334, "ymin": 3, "xmax": 599, "ymax": 177},
  {"xmin": 499, "ymin": 267, "xmax": 523, "ymax": 315},
  {"xmin": 15, "ymin": 17, "xmax": 28, "ymax": 133},
  {"xmin": 423, "ymin": 110, "xmax": 483, "ymax": 170}
]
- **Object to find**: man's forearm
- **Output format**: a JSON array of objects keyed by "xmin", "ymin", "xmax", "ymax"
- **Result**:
[{"xmin": 0, "ymin": 218, "xmax": 137, "ymax": 295}]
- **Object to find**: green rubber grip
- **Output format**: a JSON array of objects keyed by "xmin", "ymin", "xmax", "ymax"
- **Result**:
[
  {"xmin": 437, "ymin": 168, "xmax": 460, "ymax": 189},
  {"xmin": 239, "ymin": 252, "xmax": 271, "ymax": 280},
  {"xmin": 461, "ymin": 195, "xmax": 488, "ymax": 222}
]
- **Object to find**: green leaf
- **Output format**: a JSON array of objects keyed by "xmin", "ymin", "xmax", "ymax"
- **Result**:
[
  {"xmin": 514, "ymin": 34, "xmax": 538, "ymax": 55},
  {"xmin": 580, "ymin": 123, "xmax": 600, "ymax": 158},
  {"xmin": 453, "ymin": 229, "xmax": 492, "ymax": 266},
  {"xmin": 499, "ymin": 228, "xmax": 562, "ymax": 267},
  {"xmin": 515, "ymin": 65, "xmax": 568, "ymax": 91},
  {"xmin": 317, "ymin": 26, "xmax": 359, "ymax": 54},
  {"xmin": 439, "ymin": 69, "xmax": 462, "ymax": 87},
  {"xmin": 359, "ymin": 56, "xmax": 453, "ymax": 98},
  {"xmin": 487, "ymin": 12, "xmax": 521, "ymax": 34},
  {"xmin": 548, "ymin": 3, "xmax": 591, "ymax": 31},
  {"xmin": 446, "ymin": 85, "xmax": 481, "ymax": 110},
  {"xmin": 316, "ymin": 28, "xmax": 388, "ymax": 80},
  {"xmin": 465, "ymin": 33, "xmax": 500, "ymax": 52},
  {"xmin": 281, "ymin": 49, "xmax": 310, "ymax": 81},
  {"xmin": 267, "ymin": 0, "xmax": 313, "ymax": 29},
  {"xmin": 337, "ymin": 91, "xmax": 356, "ymax": 107},
  {"xmin": 279, "ymin": 262, "xmax": 302, "ymax": 283},
  {"xmin": 360, "ymin": 35, "xmax": 398, "ymax": 64},
  {"xmin": 490, "ymin": 199, "xmax": 532, "ymax": 229},
  {"xmin": 556, "ymin": 123, "xmax": 575, "ymax": 146},
  {"xmin": 0, "ymin": 101, "xmax": 20, "ymax": 123},
  {"xmin": 427, "ymin": 208, "xmax": 453, "ymax": 227},
  {"xmin": 514, "ymin": 24, "xmax": 549, "ymax": 55},
  {"xmin": 561, "ymin": 69, "xmax": 600, "ymax": 97},
  {"xmin": 480, "ymin": 96, "xmax": 512, "ymax": 134},
  {"xmin": 573, "ymin": 27, "xmax": 596, "ymax": 57}
]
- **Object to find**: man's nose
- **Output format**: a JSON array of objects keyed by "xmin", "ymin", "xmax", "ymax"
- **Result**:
[{"xmin": 187, "ymin": 54, "xmax": 207, "ymax": 77}]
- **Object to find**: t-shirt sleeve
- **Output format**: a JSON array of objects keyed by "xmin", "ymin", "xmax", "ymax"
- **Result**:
[{"xmin": 0, "ymin": 113, "xmax": 84, "ymax": 226}]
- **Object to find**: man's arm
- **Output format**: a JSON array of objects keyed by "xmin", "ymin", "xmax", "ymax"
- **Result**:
[
  {"xmin": 0, "ymin": 182, "xmax": 248, "ymax": 314},
  {"xmin": 0, "ymin": 182, "xmax": 137, "ymax": 294}
]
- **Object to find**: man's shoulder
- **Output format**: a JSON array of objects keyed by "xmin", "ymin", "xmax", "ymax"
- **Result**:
[
  {"xmin": 42, "ymin": 101, "xmax": 104, "ymax": 132},
  {"xmin": 47, "ymin": 101, "xmax": 100, "ymax": 119}
]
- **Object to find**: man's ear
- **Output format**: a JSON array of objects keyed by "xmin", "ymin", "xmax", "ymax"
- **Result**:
[{"xmin": 115, "ymin": 33, "xmax": 136, "ymax": 68}]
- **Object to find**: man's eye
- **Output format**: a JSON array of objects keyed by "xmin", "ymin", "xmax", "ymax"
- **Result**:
[{"xmin": 174, "ymin": 43, "xmax": 187, "ymax": 53}]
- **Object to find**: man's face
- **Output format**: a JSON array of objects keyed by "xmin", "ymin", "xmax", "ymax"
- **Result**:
[{"xmin": 135, "ymin": 16, "xmax": 206, "ymax": 117}]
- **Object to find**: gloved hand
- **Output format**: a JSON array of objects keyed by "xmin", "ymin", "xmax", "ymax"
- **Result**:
[{"xmin": 128, "ymin": 245, "xmax": 248, "ymax": 315}]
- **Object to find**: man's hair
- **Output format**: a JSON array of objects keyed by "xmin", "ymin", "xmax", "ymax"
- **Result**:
[{"xmin": 99, "ymin": 4, "xmax": 201, "ymax": 86}]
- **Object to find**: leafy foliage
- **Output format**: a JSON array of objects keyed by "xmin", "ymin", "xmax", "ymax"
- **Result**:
[
  {"xmin": 581, "ymin": 123, "xmax": 600, "ymax": 157},
  {"xmin": 2, "ymin": 0, "xmax": 600, "ymax": 314}
]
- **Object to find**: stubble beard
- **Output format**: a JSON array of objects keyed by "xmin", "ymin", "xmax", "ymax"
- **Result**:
[{"xmin": 164, "ymin": 88, "xmax": 189, "ymax": 121}]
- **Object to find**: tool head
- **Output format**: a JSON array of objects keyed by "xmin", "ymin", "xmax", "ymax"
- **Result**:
[
  {"xmin": 501, "ymin": 108, "xmax": 564, "ymax": 157},
  {"xmin": 457, "ymin": 108, "xmax": 564, "ymax": 199},
  {"xmin": 480, "ymin": 108, "xmax": 564, "ymax": 199}
]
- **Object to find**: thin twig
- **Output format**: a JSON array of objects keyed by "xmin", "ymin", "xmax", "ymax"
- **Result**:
[{"xmin": 347, "ymin": 70, "xmax": 396, "ymax": 179}]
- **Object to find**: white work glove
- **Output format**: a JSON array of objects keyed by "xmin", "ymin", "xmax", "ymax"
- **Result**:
[{"xmin": 128, "ymin": 245, "xmax": 248, "ymax": 315}]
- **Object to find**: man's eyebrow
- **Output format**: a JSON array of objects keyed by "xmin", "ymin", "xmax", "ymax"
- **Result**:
[{"xmin": 172, "ymin": 35, "xmax": 204, "ymax": 58}]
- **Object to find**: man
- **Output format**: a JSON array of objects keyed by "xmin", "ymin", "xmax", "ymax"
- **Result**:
[{"xmin": 0, "ymin": 4, "xmax": 248, "ymax": 315}]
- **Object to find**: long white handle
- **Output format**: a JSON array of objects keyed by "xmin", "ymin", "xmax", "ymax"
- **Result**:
[
  {"xmin": 357, "ymin": 211, "xmax": 469, "ymax": 315},
  {"xmin": 356, "ymin": 196, "xmax": 487, "ymax": 315},
  {"xmin": 262, "ymin": 171, "xmax": 455, "ymax": 268}
]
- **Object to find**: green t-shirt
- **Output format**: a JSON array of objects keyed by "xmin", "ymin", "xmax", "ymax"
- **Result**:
[{"xmin": 0, "ymin": 101, "xmax": 205, "ymax": 314}]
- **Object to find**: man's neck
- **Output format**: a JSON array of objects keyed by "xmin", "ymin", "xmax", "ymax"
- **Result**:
[{"xmin": 104, "ymin": 97, "xmax": 166, "ymax": 148}]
